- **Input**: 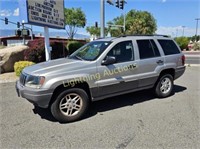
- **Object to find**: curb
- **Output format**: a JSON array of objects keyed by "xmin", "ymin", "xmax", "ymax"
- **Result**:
[
  {"xmin": 0, "ymin": 79, "xmax": 18, "ymax": 84},
  {"xmin": 185, "ymin": 55, "xmax": 200, "ymax": 58},
  {"xmin": 185, "ymin": 64, "xmax": 200, "ymax": 67}
]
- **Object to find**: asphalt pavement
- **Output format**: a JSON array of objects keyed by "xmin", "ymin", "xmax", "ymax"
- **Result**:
[{"xmin": 0, "ymin": 66, "xmax": 199, "ymax": 149}]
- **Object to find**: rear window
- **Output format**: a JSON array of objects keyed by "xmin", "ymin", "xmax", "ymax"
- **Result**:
[{"xmin": 158, "ymin": 40, "xmax": 180, "ymax": 55}]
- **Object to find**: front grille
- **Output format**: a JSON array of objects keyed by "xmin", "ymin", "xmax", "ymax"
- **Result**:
[{"xmin": 19, "ymin": 73, "xmax": 27, "ymax": 86}]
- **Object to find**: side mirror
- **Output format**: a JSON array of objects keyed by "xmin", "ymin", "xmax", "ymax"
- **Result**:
[{"xmin": 101, "ymin": 56, "xmax": 116, "ymax": 65}]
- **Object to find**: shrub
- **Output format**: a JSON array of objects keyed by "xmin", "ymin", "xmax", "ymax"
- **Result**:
[
  {"xmin": 66, "ymin": 41, "xmax": 84, "ymax": 55},
  {"xmin": 175, "ymin": 37, "xmax": 190, "ymax": 50},
  {"xmin": 192, "ymin": 42, "xmax": 200, "ymax": 51},
  {"xmin": 50, "ymin": 41, "xmax": 68, "ymax": 59},
  {"xmin": 25, "ymin": 39, "xmax": 86, "ymax": 63},
  {"xmin": 24, "ymin": 39, "xmax": 45, "ymax": 63},
  {"xmin": 14, "ymin": 61, "xmax": 35, "ymax": 76}
]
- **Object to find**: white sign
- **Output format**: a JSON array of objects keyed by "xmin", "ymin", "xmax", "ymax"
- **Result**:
[{"xmin": 27, "ymin": 0, "xmax": 65, "ymax": 29}]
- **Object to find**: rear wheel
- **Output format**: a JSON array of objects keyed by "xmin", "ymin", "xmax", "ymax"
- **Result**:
[
  {"xmin": 154, "ymin": 74, "xmax": 174, "ymax": 98},
  {"xmin": 50, "ymin": 88, "xmax": 89, "ymax": 122}
]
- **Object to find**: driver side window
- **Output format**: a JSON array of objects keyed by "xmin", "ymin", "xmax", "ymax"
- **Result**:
[{"xmin": 107, "ymin": 41, "xmax": 134, "ymax": 63}]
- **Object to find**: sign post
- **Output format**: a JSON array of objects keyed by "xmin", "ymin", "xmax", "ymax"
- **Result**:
[{"xmin": 44, "ymin": 27, "xmax": 50, "ymax": 61}]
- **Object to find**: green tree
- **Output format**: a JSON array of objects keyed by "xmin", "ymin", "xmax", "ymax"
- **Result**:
[
  {"xmin": 175, "ymin": 37, "xmax": 190, "ymax": 50},
  {"xmin": 108, "ymin": 9, "xmax": 157, "ymax": 36},
  {"xmin": 64, "ymin": 8, "xmax": 86, "ymax": 39},
  {"xmin": 86, "ymin": 26, "xmax": 109, "ymax": 38},
  {"xmin": 190, "ymin": 35, "xmax": 200, "ymax": 42},
  {"xmin": 107, "ymin": 21, "xmax": 124, "ymax": 37},
  {"xmin": 86, "ymin": 26, "xmax": 100, "ymax": 37}
]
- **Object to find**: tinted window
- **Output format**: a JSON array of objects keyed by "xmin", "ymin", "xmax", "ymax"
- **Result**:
[
  {"xmin": 137, "ymin": 40, "xmax": 160, "ymax": 59},
  {"xmin": 158, "ymin": 40, "xmax": 180, "ymax": 55},
  {"xmin": 150, "ymin": 40, "xmax": 160, "ymax": 57},
  {"xmin": 107, "ymin": 41, "xmax": 134, "ymax": 63}
]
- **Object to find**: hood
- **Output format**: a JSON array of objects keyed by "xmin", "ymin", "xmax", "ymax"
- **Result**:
[{"xmin": 23, "ymin": 58, "xmax": 91, "ymax": 76}]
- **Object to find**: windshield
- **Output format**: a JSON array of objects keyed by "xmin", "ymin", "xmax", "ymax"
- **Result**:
[{"xmin": 69, "ymin": 41, "xmax": 112, "ymax": 61}]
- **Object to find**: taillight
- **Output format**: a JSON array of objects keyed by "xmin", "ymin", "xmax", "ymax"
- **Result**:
[{"xmin": 181, "ymin": 55, "xmax": 185, "ymax": 65}]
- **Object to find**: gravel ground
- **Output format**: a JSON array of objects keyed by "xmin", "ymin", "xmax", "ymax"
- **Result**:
[{"xmin": 0, "ymin": 72, "xmax": 19, "ymax": 83}]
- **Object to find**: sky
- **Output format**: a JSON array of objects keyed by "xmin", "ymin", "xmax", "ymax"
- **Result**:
[{"xmin": 0, "ymin": 0, "xmax": 199, "ymax": 37}]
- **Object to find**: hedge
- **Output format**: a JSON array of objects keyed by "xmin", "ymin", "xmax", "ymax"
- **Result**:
[{"xmin": 66, "ymin": 41, "xmax": 85, "ymax": 55}]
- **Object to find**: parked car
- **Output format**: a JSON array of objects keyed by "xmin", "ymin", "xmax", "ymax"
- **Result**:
[{"xmin": 16, "ymin": 35, "xmax": 185, "ymax": 122}]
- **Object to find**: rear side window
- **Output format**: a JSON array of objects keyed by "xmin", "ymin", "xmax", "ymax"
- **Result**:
[
  {"xmin": 137, "ymin": 39, "xmax": 160, "ymax": 59},
  {"xmin": 150, "ymin": 40, "xmax": 160, "ymax": 57},
  {"xmin": 158, "ymin": 40, "xmax": 180, "ymax": 55}
]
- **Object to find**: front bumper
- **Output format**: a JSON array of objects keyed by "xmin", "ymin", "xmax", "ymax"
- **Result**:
[{"xmin": 15, "ymin": 81, "xmax": 53, "ymax": 108}]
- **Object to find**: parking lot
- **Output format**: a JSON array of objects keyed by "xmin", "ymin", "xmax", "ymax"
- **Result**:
[{"xmin": 0, "ymin": 66, "xmax": 199, "ymax": 149}]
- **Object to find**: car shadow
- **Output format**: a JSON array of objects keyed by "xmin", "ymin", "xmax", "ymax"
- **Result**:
[
  {"xmin": 32, "ymin": 106, "xmax": 57, "ymax": 122},
  {"xmin": 85, "ymin": 85, "xmax": 187, "ymax": 118},
  {"xmin": 32, "ymin": 85, "xmax": 187, "ymax": 123}
]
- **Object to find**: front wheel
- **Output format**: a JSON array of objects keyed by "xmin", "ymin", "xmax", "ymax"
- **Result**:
[
  {"xmin": 50, "ymin": 88, "xmax": 89, "ymax": 123},
  {"xmin": 154, "ymin": 74, "xmax": 174, "ymax": 98}
]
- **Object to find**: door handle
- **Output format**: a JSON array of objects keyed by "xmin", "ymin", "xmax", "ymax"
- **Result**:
[{"xmin": 157, "ymin": 60, "xmax": 164, "ymax": 64}]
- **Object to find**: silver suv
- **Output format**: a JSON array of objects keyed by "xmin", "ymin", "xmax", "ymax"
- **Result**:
[{"xmin": 16, "ymin": 35, "xmax": 185, "ymax": 122}]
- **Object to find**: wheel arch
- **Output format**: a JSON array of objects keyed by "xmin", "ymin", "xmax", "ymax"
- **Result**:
[
  {"xmin": 154, "ymin": 68, "xmax": 175, "ymax": 88},
  {"xmin": 48, "ymin": 82, "xmax": 92, "ymax": 108},
  {"xmin": 159, "ymin": 68, "xmax": 175, "ymax": 79}
]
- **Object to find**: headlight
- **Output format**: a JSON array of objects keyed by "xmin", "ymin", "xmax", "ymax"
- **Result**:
[{"xmin": 25, "ymin": 75, "xmax": 45, "ymax": 89}]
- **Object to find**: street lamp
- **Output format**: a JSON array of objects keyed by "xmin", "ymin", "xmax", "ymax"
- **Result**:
[
  {"xmin": 195, "ymin": 18, "xmax": 200, "ymax": 41},
  {"xmin": 182, "ymin": 26, "xmax": 185, "ymax": 36},
  {"xmin": 176, "ymin": 28, "xmax": 178, "ymax": 37},
  {"xmin": 22, "ymin": 20, "xmax": 33, "ymax": 42},
  {"xmin": 100, "ymin": 0, "xmax": 105, "ymax": 38},
  {"xmin": 22, "ymin": 20, "xmax": 26, "ymax": 45}
]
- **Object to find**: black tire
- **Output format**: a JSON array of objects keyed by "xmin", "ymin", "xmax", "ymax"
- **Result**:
[
  {"xmin": 154, "ymin": 74, "xmax": 174, "ymax": 98},
  {"xmin": 50, "ymin": 88, "xmax": 89, "ymax": 123}
]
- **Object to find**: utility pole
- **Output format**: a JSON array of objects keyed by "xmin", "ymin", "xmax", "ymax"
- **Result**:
[
  {"xmin": 22, "ymin": 20, "xmax": 34, "ymax": 42},
  {"xmin": 182, "ymin": 26, "xmax": 185, "ymax": 36},
  {"xmin": 195, "ymin": 18, "xmax": 200, "ymax": 41},
  {"xmin": 22, "ymin": 20, "xmax": 25, "ymax": 45},
  {"xmin": 103, "ymin": 0, "xmax": 127, "ymax": 37},
  {"xmin": 176, "ymin": 28, "xmax": 178, "ymax": 38},
  {"xmin": 123, "ymin": 11, "xmax": 126, "ymax": 33},
  {"xmin": 100, "ymin": 0, "xmax": 105, "ymax": 38}
]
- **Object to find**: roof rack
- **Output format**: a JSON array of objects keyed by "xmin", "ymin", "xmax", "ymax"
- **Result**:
[{"xmin": 117, "ymin": 34, "xmax": 170, "ymax": 38}]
